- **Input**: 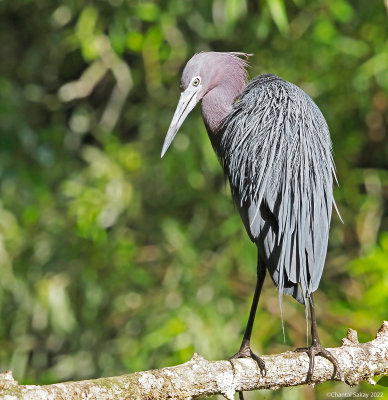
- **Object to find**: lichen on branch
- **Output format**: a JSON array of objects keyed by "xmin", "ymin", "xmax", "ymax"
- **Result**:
[{"xmin": 1, "ymin": 322, "xmax": 387, "ymax": 400}]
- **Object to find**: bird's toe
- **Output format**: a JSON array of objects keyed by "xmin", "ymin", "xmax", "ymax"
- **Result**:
[
  {"xmin": 249, "ymin": 349, "xmax": 266, "ymax": 377},
  {"xmin": 295, "ymin": 343, "xmax": 341, "ymax": 382},
  {"xmin": 230, "ymin": 345, "xmax": 266, "ymax": 377}
]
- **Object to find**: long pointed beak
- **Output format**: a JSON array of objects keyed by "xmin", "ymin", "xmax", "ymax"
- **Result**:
[{"xmin": 161, "ymin": 85, "xmax": 201, "ymax": 158}]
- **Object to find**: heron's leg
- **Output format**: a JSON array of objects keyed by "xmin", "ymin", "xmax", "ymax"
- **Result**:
[
  {"xmin": 296, "ymin": 294, "xmax": 341, "ymax": 382},
  {"xmin": 230, "ymin": 263, "xmax": 267, "ymax": 377}
]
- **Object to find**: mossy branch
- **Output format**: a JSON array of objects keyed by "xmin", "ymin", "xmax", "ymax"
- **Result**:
[{"xmin": 1, "ymin": 322, "xmax": 387, "ymax": 400}]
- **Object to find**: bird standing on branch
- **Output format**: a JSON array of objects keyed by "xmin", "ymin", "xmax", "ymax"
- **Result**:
[{"xmin": 161, "ymin": 52, "xmax": 341, "ymax": 387}]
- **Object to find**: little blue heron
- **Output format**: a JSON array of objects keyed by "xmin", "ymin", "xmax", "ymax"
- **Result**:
[{"xmin": 161, "ymin": 52, "xmax": 341, "ymax": 384}]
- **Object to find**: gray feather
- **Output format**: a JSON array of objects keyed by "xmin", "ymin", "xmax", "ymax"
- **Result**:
[{"xmin": 218, "ymin": 74, "xmax": 337, "ymax": 305}]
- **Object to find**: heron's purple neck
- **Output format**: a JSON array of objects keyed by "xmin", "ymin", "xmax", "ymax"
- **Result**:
[{"xmin": 201, "ymin": 76, "xmax": 246, "ymax": 135}]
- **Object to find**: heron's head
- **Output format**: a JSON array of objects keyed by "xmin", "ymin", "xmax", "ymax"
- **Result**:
[{"xmin": 161, "ymin": 52, "xmax": 250, "ymax": 157}]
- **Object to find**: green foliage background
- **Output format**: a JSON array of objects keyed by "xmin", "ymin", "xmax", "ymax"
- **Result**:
[{"xmin": 0, "ymin": 0, "xmax": 387, "ymax": 398}]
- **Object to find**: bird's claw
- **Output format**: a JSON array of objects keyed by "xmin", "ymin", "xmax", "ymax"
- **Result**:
[
  {"xmin": 230, "ymin": 343, "xmax": 266, "ymax": 377},
  {"xmin": 296, "ymin": 342, "xmax": 341, "ymax": 382}
]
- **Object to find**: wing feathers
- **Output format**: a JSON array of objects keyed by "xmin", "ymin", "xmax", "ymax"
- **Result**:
[{"xmin": 219, "ymin": 74, "xmax": 336, "ymax": 304}]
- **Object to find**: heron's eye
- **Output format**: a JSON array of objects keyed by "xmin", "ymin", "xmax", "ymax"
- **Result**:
[{"xmin": 192, "ymin": 77, "xmax": 201, "ymax": 87}]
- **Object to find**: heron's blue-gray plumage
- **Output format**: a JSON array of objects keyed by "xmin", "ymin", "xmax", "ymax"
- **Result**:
[
  {"xmin": 218, "ymin": 74, "xmax": 337, "ymax": 305},
  {"xmin": 162, "ymin": 53, "xmax": 341, "ymax": 375}
]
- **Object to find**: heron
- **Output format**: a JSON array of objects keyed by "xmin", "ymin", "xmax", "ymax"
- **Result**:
[{"xmin": 161, "ymin": 51, "xmax": 341, "ymax": 385}]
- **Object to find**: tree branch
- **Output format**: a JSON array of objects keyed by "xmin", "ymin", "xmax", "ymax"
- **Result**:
[{"xmin": 1, "ymin": 322, "xmax": 387, "ymax": 400}]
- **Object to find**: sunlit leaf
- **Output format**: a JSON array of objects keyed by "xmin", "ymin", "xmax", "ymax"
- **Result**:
[{"xmin": 266, "ymin": 0, "xmax": 289, "ymax": 33}]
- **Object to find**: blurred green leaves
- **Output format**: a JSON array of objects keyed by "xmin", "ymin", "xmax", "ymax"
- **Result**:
[
  {"xmin": 136, "ymin": 3, "xmax": 160, "ymax": 22},
  {"xmin": 0, "ymin": 1, "xmax": 387, "ymax": 399},
  {"xmin": 77, "ymin": 6, "xmax": 100, "ymax": 61},
  {"xmin": 266, "ymin": 0, "xmax": 288, "ymax": 33},
  {"xmin": 63, "ymin": 142, "xmax": 138, "ymax": 240}
]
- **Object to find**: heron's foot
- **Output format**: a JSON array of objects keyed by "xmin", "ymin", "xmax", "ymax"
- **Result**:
[
  {"xmin": 296, "ymin": 341, "xmax": 341, "ymax": 382},
  {"xmin": 229, "ymin": 340, "xmax": 266, "ymax": 377}
]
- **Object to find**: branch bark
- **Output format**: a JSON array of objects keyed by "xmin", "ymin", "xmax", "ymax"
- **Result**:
[{"xmin": 1, "ymin": 322, "xmax": 387, "ymax": 400}]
